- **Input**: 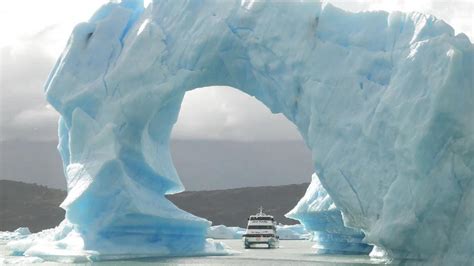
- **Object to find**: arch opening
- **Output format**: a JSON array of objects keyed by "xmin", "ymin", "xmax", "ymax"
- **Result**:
[
  {"xmin": 165, "ymin": 85, "xmax": 374, "ymax": 254},
  {"xmin": 168, "ymin": 85, "xmax": 313, "ymax": 225}
]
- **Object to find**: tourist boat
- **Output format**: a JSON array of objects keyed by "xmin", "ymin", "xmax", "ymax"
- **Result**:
[{"xmin": 242, "ymin": 207, "xmax": 279, "ymax": 249}]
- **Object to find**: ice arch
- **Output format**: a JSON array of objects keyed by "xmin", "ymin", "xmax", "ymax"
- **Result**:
[{"xmin": 12, "ymin": 0, "xmax": 473, "ymax": 264}]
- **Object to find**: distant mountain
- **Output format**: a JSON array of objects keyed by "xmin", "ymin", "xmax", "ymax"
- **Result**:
[
  {"xmin": 0, "ymin": 180, "xmax": 309, "ymax": 232},
  {"xmin": 167, "ymin": 182, "xmax": 309, "ymax": 227},
  {"xmin": 0, "ymin": 140, "xmax": 66, "ymax": 189},
  {"xmin": 0, "ymin": 180, "xmax": 66, "ymax": 232},
  {"xmin": 0, "ymin": 139, "xmax": 313, "ymax": 190}
]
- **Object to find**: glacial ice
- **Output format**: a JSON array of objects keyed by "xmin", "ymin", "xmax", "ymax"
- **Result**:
[
  {"xmin": 206, "ymin": 224, "xmax": 310, "ymax": 240},
  {"xmin": 0, "ymin": 228, "xmax": 31, "ymax": 242},
  {"xmin": 0, "ymin": 256, "xmax": 44, "ymax": 265},
  {"xmin": 287, "ymin": 174, "xmax": 373, "ymax": 254},
  {"xmin": 7, "ymin": 0, "xmax": 473, "ymax": 264},
  {"xmin": 275, "ymin": 224, "xmax": 311, "ymax": 240},
  {"xmin": 207, "ymin": 225, "xmax": 245, "ymax": 239}
]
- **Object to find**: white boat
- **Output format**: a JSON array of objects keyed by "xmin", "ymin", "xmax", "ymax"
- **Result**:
[{"xmin": 242, "ymin": 207, "xmax": 279, "ymax": 249}]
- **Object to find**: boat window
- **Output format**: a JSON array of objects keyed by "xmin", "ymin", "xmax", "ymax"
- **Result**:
[
  {"xmin": 247, "ymin": 225, "xmax": 274, "ymax": 229},
  {"xmin": 243, "ymin": 234, "xmax": 275, "ymax": 237},
  {"xmin": 249, "ymin": 217, "xmax": 274, "ymax": 221}
]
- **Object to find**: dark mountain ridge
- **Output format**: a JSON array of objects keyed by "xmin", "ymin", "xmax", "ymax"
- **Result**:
[{"xmin": 0, "ymin": 180, "xmax": 309, "ymax": 232}]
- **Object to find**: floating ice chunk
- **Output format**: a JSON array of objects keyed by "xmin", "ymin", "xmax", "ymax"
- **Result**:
[
  {"xmin": 287, "ymin": 174, "xmax": 373, "ymax": 254},
  {"xmin": 0, "ymin": 256, "xmax": 44, "ymax": 264},
  {"xmin": 0, "ymin": 228, "xmax": 31, "ymax": 242},
  {"xmin": 206, "ymin": 224, "xmax": 311, "ymax": 240},
  {"xmin": 6, "ymin": 221, "xmax": 230, "ymax": 262},
  {"xmin": 276, "ymin": 224, "xmax": 311, "ymax": 240},
  {"xmin": 13, "ymin": 228, "xmax": 31, "ymax": 236},
  {"xmin": 207, "ymin": 225, "xmax": 245, "ymax": 239}
]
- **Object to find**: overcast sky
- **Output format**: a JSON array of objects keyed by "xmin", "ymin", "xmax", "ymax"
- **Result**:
[{"xmin": 0, "ymin": 0, "xmax": 472, "ymax": 142}]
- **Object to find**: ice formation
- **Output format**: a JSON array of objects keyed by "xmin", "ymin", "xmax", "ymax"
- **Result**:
[
  {"xmin": 8, "ymin": 0, "xmax": 472, "ymax": 263},
  {"xmin": 0, "ymin": 228, "xmax": 31, "ymax": 242},
  {"xmin": 287, "ymin": 174, "xmax": 373, "ymax": 254},
  {"xmin": 206, "ymin": 224, "xmax": 310, "ymax": 240},
  {"xmin": 207, "ymin": 225, "xmax": 245, "ymax": 239},
  {"xmin": 0, "ymin": 256, "xmax": 44, "ymax": 265},
  {"xmin": 276, "ymin": 224, "xmax": 311, "ymax": 240}
]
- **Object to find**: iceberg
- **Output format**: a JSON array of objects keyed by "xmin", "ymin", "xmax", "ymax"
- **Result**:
[
  {"xmin": 287, "ymin": 174, "xmax": 373, "ymax": 254},
  {"xmin": 276, "ymin": 224, "xmax": 311, "ymax": 240},
  {"xmin": 0, "ymin": 228, "xmax": 31, "ymax": 242},
  {"xmin": 206, "ymin": 224, "xmax": 310, "ymax": 240},
  {"xmin": 8, "ymin": 0, "xmax": 472, "ymax": 264},
  {"xmin": 207, "ymin": 225, "xmax": 245, "ymax": 239}
]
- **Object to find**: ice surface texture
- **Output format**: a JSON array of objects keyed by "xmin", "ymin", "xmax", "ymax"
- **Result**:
[
  {"xmin": 0, "ymin": 228, "xmax": 31, "ymax": 242},
  {"xmin": 10, "ymin": 0, "xmax": 472, "ymax": 263},
  {"xmin": 206, "ymin": 224, "xmax": 310, "ymax": 240},
  {"xmin": 287, "ymin": 174, "xmax": 373, "ymax": 254},
  {"xmin": 207, "ymin": 225, "xmax": 245, "ymax": 239},
  {"xmin": 276, "ymin": 224, "xmax": 311, "ymax": 240}
]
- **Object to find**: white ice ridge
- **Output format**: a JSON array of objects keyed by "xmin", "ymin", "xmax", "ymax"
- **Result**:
[
  {"xmin": 287, "ymin": 173, "xmax": 373, "ymax": 255},
  {"xmin": 8, "ymin": 0, "xmax": 473, "ymax": 264},
  {"xmin": 206, "ymin": 224, "xmax": 310, "ymax": 240},
  {"xmin": 0, "ymin": 228, "xmax": 31, "ymax": 242}
]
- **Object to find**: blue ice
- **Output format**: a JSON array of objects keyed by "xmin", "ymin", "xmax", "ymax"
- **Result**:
[
  {"xmin": 6, "ymin": 0, "xmax": 473, "ymax": 264},
  {"xmin": 287, "ymin": 174, "xmax": 373, "ymax": 255}
]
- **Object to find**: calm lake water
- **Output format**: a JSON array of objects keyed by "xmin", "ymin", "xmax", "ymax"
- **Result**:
[{"xmin": 1, "ymin": 240, "xmax": 388, "ymax": 265}]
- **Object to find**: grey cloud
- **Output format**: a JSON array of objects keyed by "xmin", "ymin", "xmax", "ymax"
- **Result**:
[
  {"xmin": 1, "ymin": 32, "xmax": 59, "ymax": 141},
  {"xmin": 2, "ymin": 1, "xmax": 471, "ymax": 142},
  {"xmin": 173, "ymin": 87, "xmax": 302, "ymax": 141}
]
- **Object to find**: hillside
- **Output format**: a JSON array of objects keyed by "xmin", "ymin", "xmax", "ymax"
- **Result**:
[
  {"xmin": 0, "ymin": 180, "xmax": 66, "ymax": 232},
  {"xmin": 167, "ymin": 183, "xmax": 309, "ymax": 227},
  {"xmin": 0, "ymin": 180, "xmax": 308, "ymax": 232}
]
